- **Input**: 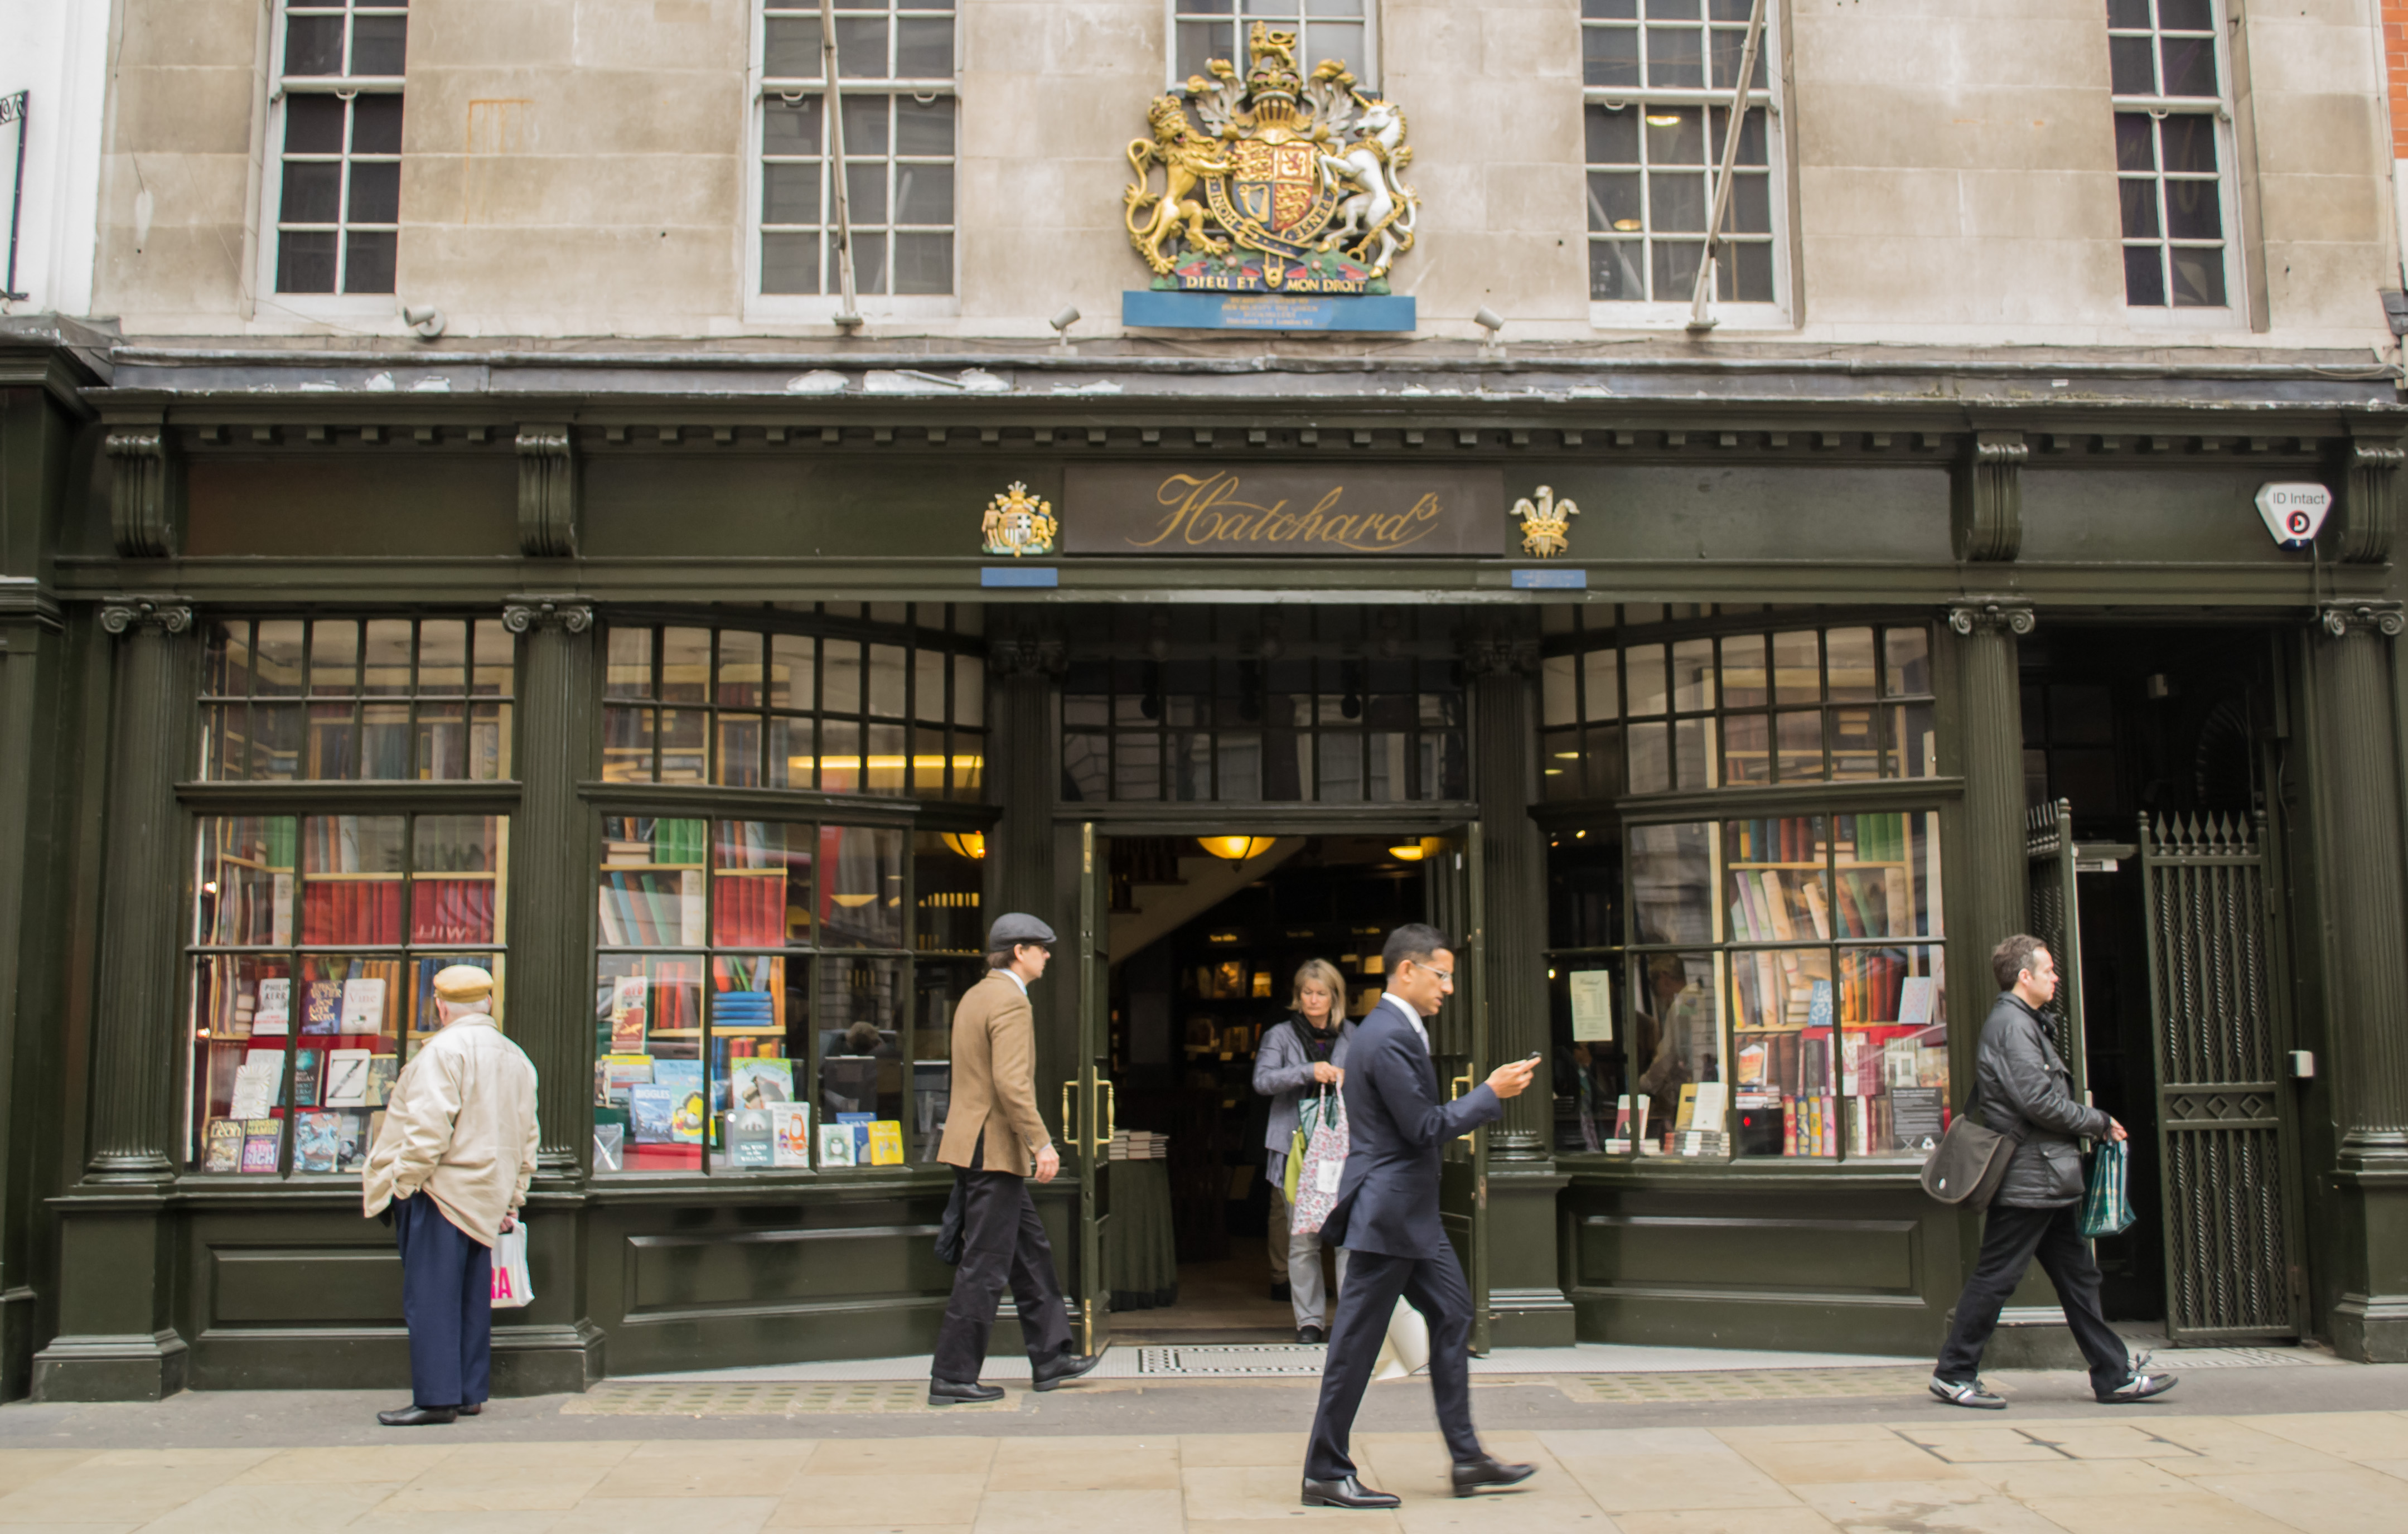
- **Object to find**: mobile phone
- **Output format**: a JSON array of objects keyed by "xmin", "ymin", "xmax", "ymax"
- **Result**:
[{"xmin": 1521, "ymin": 1051, "xmax": 1543, "ymax": 1064}]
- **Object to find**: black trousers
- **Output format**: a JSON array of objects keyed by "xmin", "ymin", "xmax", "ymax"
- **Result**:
[
  {"xmin": 1936, "ymin": 1201, "xmax": 2131, "ymax": 1395},
  {"xmin": 1305, "ymin": 1247, "xmax": 1481, "ymax": 1482},
  {"xmin": 930, "ymin": 1166, "xmax": 1074, "ymax": 1383},
  {"xmin": 393, "ymin": 1193, "xmax": 492, "ymax": 1409}
]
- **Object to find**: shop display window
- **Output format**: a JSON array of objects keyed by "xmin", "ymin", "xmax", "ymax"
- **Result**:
[
  {"xmin": 1540, "ymin": 609, "xmax": 1935, "ymax": 802},
  {"xmin": 601, "ymin": 603, "xmax": 983, "ymax": 799},
  {"xmin": 187, "ymin": 814, "xmax": 507, "ymax": 1175},
  {"xmin": 593, "ymin": 815, "xmax": 983, "ymax": 1173},
  {"xmin": 200, "ymin": 617, "xmax": 514, "ymax": 781}
]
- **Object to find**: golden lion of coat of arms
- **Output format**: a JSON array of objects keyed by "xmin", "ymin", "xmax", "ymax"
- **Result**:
[{"xmin": 1124, "ymin": 22, "xmax": 1419, "ymax": 292}]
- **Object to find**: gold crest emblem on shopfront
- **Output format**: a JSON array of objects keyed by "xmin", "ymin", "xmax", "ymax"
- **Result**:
[
  {"xmin": 1123, "ymin": 22, "xmax": 1419, "ymax": 295},
  {"xmin": 981, "ymin": 482, "xmax": 1058, "ymax": 557}
]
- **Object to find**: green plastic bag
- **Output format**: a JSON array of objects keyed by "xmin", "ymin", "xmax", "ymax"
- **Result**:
[{"xmin": 2079, "ymin": 1138, "xmax": 2135, "ymax": 1238}]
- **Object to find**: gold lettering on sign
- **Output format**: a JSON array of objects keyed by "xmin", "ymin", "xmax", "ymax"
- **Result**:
[{"xmin": 1126, "ymin": 472, "xmax": 1446, "ymax": 552}]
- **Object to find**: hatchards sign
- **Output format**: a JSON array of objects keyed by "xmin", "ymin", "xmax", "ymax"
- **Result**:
[{"xmin": 1062, "ymin": 466, "xmax": 1505, "ymax": 557}]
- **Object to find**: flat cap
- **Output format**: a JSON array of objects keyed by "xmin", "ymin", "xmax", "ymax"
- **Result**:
[
  {"xmin": 431, "ymin": 964, "xmax": 495, "ymax": 1003},
  {"xmin": 988, "ymin": 913, "xmax": 1057, "ymax": 949}
]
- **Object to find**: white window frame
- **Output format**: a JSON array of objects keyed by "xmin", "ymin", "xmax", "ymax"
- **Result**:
[
  {"xmin": 251, "ymin": 0, "xmax": 408, "ymax": 324},
  {"xmin": 744, "ymin": 1, "xmax": 961, "ymax": 323},
  {"xmin": 1580, "ymin": 1, "xmax": 1791, "ymax": 332},
  {"xmin": 1163, "ymin": 1, "xmax": 1381, "ymax": 93},
  {"xmin": 2107, "ymin": 0, "xmax": 2244, "ymax": 326}
]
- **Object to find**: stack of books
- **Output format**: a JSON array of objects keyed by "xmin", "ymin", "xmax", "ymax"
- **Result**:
[
  {"xmin": 1107, "ymin": 1130, "xmax": 1167, "ymax": 1161},
  {"xmin": 1674, "ymin": 1130, "xmax": 1731, "ymax": 1158}
]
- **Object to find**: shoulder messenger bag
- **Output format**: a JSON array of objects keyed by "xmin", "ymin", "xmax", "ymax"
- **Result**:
[{"xmin": 1919, "ymin": 1082, "xmax": 2027, "ymax": 1208}]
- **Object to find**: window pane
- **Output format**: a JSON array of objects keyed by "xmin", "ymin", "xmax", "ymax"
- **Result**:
[
  {"xmin": 2159, "ymin": 33, "xmax": 2216, "ymax": 98},
  {"xmin": 197, "ymin": 816, "xmax": 297, "ymax": 946},
  {"xmin": 1839, "ymin": 945, "xmax": 1948, "ymax": 1159},
  {"xmin": 276, "ymin": 230, "xmax": 337, "ymax": 293},
  {"xmin": 1583, "ymin": 25, "xmax": 1641, "ymax": 87},
  {"xmin": 413, "ymin": 816, "xmax": 503, "ymax": 945},
  {"xmin": 867, "ymin": 643, "xmax": 907, "ymax": 718},
  {"xmin": 845, "ymin": 160, "xmax": 887, "ymax": 223},
  {"xmin": 763, "ymin": 162, "xmax": 821, "ymax": 226},
  {"xmin": 1627, "ymin": 720, "xmax": 1669, "ymax": 793},
  {"xmin": 764, "ymin": 94, "xmax": 823, "ymax": 154},
  {"xmin": 1673, "ymin": 715, "xmax": 1716, "ymax": 790},
  {"xmin": 1670, "ymin": 638, "xmax": 1714, "ymax": 711},
  {"xmin": 597, "ymin": 952, "xmax": 705, "ymax": 1173},
  {"xmin": 1543, "ymin": 655, "xmax": 1577, "ymax": 727},
  {"xmin": 2160, "ymin": 113, "xmax": 2217, "ymax": 175},
  {"xmin": 1644, "ymin": 106, "xmax": 1704, "ymax": 164},
  {"xmin": 1590, "ymin": 240, "xmax": 1646, "ymax": 300},
  {"xmin": 894, "ymin": 16, "xmax": 952, "ymax": 75},
  {"xmin": 895, "ymin": 162, "xmax": 952, "ymax": 225},
  {"xmin": 1838, "ymin": 810, "xmax": 1939, "ymax": 937},
  {"xmin": 841, "ymin": 94, "xmax": 889, "ymax": 154},
  {"xmin": 1824, "ymin": 628, "xmax": 1876, "ymax": 704},
  {"xmin": 712, "ymin": 821, "xmax": 804, "ymax": 946},
  {"xmin": 895, "ymin": 94, "xmax": 955, "ymax": 156},
  {"xmin": 834, "ymin": 14, "xmax": 888, "ymax": 75},
  {"xmin": 1651, "ymin": 239, "xmax": 1701, "ymax": 301},
  {"xmin": 717, "ymin": 630, "xmax": 765, "ymax": 708},
  {"xmin": 2124, "ymin": 243, "xmax": 2167, "ymax": 305},
  {"xmin": 763, "ymin": 17, "xmax": 822, "ymax": 79},
  {"xmin": 351, "ymin": 94, "xmax": 404, "ymax": 156},
  {"xmin": 350, "ymin": 14, "xmax": 407, "ymax": 75},
  {"xmin": 1635, "ymin": 950, "xmax": 1722, "ymax": 1155},
  {"xmin": 2119, "ymin": 177, "xmax": 2160, "ymax": 238},
  {"xmin": 1771, "ymin": 629, "xmax": 1819, "ymax": 705},
  {"xmin": 284, "ymin": 15, "xmax": 346, "ymax": 75},
  {"xmin": 605, "ymin": 627, "xmax": 653, "ymax": 700},
  {"xmin": 2164, "ymin": 175, "xmax": 2221, "ymax": 240},
  {"xmin": 762, "ymin": 232, "xmax": 821, "ymax": 294},
  {"xmin": 1883, "ymin": 626, "xmax": 1930, "ymax": 697},
  {"xmin": 343, "ymin": 231, "xmax": 397, "ymax": 294},
  {"xmin": 300, "ymin": 814, "xmax": 407, "ymax": 944},
  {"xmin": 281, "ymin": 161, "xmax": 342, "ymax": 225},
  {"xmin": 1586, "ymin": 104, "xmax": 1638, "ymax": 166},
  {"xmin": 711, "ymin": 954, "xmax": 800, "ymax": 1172},
  {"xmin": 1582, "ymin": 648, "xmax": 1620, "ymax": 721},
  {"xmin": 660, "ymin": 627, "xmax": 710, "ymax": 704},
  {"xmin": 417, "ymin": 620, "xmax": 466, "ymax": 693},
  {"xmin": 915, "ymin": 830, "xmax": 984, "ymax": 954},
  {"xmin": 190, "ymin": 955, "xmax": 294, "ymax": 1173},
  {"xmin": 894, "ymin": 232, "xmax": 952, "ymax": 293},
  {"xmin": 1774, "ymin": 709, "xmax": 1824, "ymax": 780},
  {"xmin": 1718, "ymin": 633, "xmax": 1766, "ymax": 707},
  {"xmin": 2108, "ymin": 34, "xmax": 2155, "ymax": 94},
  {"xmin": 1624, "ymin": 643, "xmax": 1667, "ymax": 715},
  {"xmin": 818, "ymin": 955, "xmax": 906, "ymax": 1145},
  {"xmin": 822, "ymin": 825, "xmax": 905, "ymax": 949},
  {"xmin": 2169, "ymin": 244, "xmax": 2225, "ymax": 307},
  {"xmin": 361, "ymin": 620, "xmax": 412, "ymax": 696},
  {"xmin": 1722, "ymin": 712, "xmax": 1769, "ymax": 785},
  {"xmin": 285, "ymin": 94, "xmax": 345, "ymax": 154},
  {"xmin": 1628, "ymin": 820, "xmax": 1710, "ymax": 945},
  {"xmin": 310, "ymin": 621, "xmax": 360, "ymax": 693},
  {"xmin": 1645, "ymin": 24, "xmax": 1703, "ymax": 86},
  {"xmin": 2114, "ymin": 112, "xmax": 2156, "ymax": 171},
  {"xmin": 771, "ymin": 634, "xmax": 816, "ymax": 711}
]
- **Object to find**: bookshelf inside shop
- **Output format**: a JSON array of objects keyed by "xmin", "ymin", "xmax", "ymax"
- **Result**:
[{"xmin": 188, "ymin": 814, "xmax": 507, "ymax": 1177}]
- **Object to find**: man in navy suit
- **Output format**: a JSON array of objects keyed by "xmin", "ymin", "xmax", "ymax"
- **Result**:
[{"xmin": 1301, "ymin": 922, "xmax": 1540, "ymax": 1509}]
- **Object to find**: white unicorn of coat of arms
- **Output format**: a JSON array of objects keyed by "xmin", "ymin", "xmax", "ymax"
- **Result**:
[{"xmin": 1316, "ymin": 99, "xmax": 1418, "ymax": 278}]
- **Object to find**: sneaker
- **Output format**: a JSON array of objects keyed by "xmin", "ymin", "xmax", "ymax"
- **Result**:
[
  {"xmin": 2098, "ymin": 1353, "xmax": 2178, "ymax": 1404},
  {"xmin": 1930, "ymin": 1375, "xmax": 2006, "ymax": 1409}
]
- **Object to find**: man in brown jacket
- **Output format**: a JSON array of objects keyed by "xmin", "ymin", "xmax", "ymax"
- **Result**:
[{"xmin": 929, "ymin": 913, "xmax": 1101, "ymax": 1404}]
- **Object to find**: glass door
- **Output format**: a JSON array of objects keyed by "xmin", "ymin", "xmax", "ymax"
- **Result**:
[
  {"xmin": 1068, "ymin": 821, "xmax": 1115, "ymax": 1357},
  {"xmin": 1425, "ymin": 822, "xmax": 1492, "ymax": 1353}
]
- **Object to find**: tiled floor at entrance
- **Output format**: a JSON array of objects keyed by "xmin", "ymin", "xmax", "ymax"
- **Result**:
[{"xmin": 1, "ymin": 1413, "xmax": 2402, "ymax": 1531}]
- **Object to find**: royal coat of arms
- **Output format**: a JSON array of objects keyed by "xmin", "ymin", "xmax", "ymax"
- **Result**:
[
  {"xmin": 981, "ymin": 482, "xmax": 1058, "ymax": 557},
  {"xmin": 1124, "ymin": 23, "xmax": 1419, "ymax": 295}
]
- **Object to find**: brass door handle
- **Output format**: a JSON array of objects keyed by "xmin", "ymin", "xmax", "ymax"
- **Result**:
[
  {"xmin": 1450, "ymin": 1071, "xmax": 1472, "ymax": 1100},
  {"xmin": 1101, "ymin": 1080, "xmax": 1116, "ymax": 1148},
  {"xmin": 1061, "ymin": 1080, "xmax": 1076, "ymax": 1145}
]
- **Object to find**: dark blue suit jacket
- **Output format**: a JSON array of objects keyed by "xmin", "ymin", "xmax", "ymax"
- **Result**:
[{"xmin": 1321, "ymin": 996, "xmax": 1501, "ymax": 1260}]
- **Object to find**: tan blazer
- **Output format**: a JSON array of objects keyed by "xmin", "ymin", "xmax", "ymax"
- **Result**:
[{"xmin": 937, "ymin": 970, "xmax": 1053, "ymax": 1174}]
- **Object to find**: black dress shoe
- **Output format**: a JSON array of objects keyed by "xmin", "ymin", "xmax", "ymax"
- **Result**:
[
  {"xmin": 457, "ymin": 1403, "xmax": 482, "ymax": 1416},
  {"xmin": 1302, "ymin": 1474, "xmax": 1400, "ymax": 1509},
  {"xmin": 1452, "ymin": 1456, "xmax": 1537, "ymax": 1497},
  {"xmin": 1270, "ymin": 1280, "xmax": 1292, "ymax": 1302},
  {"xmin": 1031, "ymin": 1350, "xmax": 1103, "ymax": 1391},
  {"xmin": 1297, "ymin": 1325, "xmax": 1327, "ymax": 1344},
  {"xmin": 927, "ymin": 1378, "xmax": 1005, "ymax": 1406},
  {"xmin": 377, "ymin": 1405, "xmax": 458, "ymax": 1426}
]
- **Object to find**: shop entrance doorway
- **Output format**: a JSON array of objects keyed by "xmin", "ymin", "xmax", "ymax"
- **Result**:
[{"xmin": 1065, "ymin": 827, "xmax": 1483, "ymax": 1344}]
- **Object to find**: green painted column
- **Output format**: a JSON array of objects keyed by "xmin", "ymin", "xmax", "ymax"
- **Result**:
[
  {"xmin": 1463, "ymin": 621, "xmax": 1573, "ymax": 1347},
  {"xmin": 2308, "ymin": 599, "xmax": 2408, "ymax": 1362},
  {"xmin": 35, "ymin": 596, "xmax": 195, "ymax": 1401},
  {"xmin": 494, "ymin": 596, "xmax": 604, "ymax": 1395}
]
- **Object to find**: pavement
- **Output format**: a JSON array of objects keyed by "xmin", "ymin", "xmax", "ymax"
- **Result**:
[{"xmin": 0, "ymin": 1353, "xmax": 2399, "ymax": 1531}]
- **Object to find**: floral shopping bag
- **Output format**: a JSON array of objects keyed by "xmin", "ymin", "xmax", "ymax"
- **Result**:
[{"xmin": 1288, "ymin": 1089, "xmax": 1349, "ymax": 1236}]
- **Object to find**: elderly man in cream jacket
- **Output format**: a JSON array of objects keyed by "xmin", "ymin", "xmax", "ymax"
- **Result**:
[{"xmin": 362, "ymin": 964, "xmax": 539, "ymax": 1426}]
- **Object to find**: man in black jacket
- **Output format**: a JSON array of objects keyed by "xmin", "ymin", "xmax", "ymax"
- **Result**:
[{"xmin": 1931, "ymin": 934, "xmax": 2178, "ymax": 1409}]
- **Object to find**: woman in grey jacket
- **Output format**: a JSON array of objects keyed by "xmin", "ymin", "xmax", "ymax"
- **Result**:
[
  {"xmin": 1931, "ymin": 934, "xmax": 2177, "ymax": 1409},
  {"xmin": 1254, "ymin": 959, "xmax": 1355, "ymax": 1342}
]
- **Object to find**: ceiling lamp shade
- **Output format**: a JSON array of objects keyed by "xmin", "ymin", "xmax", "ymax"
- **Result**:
[
  {"xmin": 941, "ymin": 831, "xmax": 986, "ymax": 860},
  {"xmin": 1389, "ymin": 842, "xmax": 1428, "ymax": 861},
  {"xmin": 1197, "ymin": 834, "xmax": 1278, "ymax": 863}
]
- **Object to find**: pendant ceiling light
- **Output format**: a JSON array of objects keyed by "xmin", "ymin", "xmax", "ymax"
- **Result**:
[
  {"xmin": 1197, "ymin": 834, "xmax": 1278, "ymax": 864},
  {"xmin": 941, "ymin": 831, "xmax": 986, "ymax": 860}
]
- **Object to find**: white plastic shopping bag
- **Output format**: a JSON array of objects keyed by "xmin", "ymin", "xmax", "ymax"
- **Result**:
[
  {"xmin": 1371, "ymin": 1296, "xmax": 1429, "ymax": 1382},
  {"xmin": 490, "ymin": 1220, "xmax": 533, "ymax": 1309}
]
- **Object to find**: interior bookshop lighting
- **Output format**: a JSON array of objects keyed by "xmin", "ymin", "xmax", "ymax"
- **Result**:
[
  {"xmin": 784, "ymin": 753, "xmax": 986, "ymax": 776},
  {"xmin": 941, "ymin": 831, "xmax": 987, "ymax": 860},
  {"xmin": 1197, "ymin": 835, "xmax": 1278, "ymax": 863},
  {"xmin": 1389, "ymin": 840, "xmax": 1432, "ymax": 862}
]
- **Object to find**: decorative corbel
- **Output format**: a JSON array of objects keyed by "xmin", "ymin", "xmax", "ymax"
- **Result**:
[
  {"xmin": 105, "ymin": 428, "xmax": 183, "ymax": 559},
  {"xmin": 1457, "ymin": 631, "xmax": 1539, "ymax": 678},
  {"xmin": 2331, "ymin": 428, "xmax": 2402, "ymax": 565},
  {"xmin": 2317, "ymin": 599, "xmax": 2406, "ymax": 638},
  {"xmin": 516, "ymin": 425, "xmax": 580, "ymax": 558},
  {"xmin": 98, "ymin": 594, "xmax": 194, "ymax": 635},
  {"xmin": 501, "ymin": 596, "xmax": 593, "ymax": 635},
  {"xmin": 1950, "ymin": 430, "xmax": 2027, "ymax": 562},
  {"xmin": 1946, "ymin": 597, "xmax": 2035, "ymax": 637}
]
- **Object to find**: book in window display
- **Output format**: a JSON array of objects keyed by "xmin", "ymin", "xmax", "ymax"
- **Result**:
[
  {"xmin": 240, "ymin": 1119, "xmax": 282, "ymax": 1174},
  {"xmin": 254, "ymin": 977, "xmax": 291, "ymax": 1035},
  {"xmin": 323, "ymin": 1048, "xmax": 373, "ymax": 1106},
  {"xmin": 770, "ymin": 1102, "xmax": 813, "ymax": 1167},
  {"xmin": 201, "ymin": 1117, "xmax": 244, "ymax": 1173}
]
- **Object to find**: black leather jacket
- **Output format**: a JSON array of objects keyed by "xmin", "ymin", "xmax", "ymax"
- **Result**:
[{"xmin": 1974, "ymin": 991, "xmax": 2111, "ymax": 1207}]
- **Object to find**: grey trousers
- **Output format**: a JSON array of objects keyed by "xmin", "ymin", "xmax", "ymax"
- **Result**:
[{"xmin": 1270, "ymin": 1178, "xmax": 1348, "ymax": 1330}]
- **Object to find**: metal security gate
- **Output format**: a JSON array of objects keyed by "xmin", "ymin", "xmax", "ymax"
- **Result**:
[
  {"xmin": 2025, "ymin": 797, "xmax": 2087, "ymax": 1100},
  {"xmin": 2138, "ymin": 812, "xmax": 2304, "ymax": 1342}
]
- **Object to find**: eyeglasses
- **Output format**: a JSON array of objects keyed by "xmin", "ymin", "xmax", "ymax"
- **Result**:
[{"xmin": 1404, "ymin": 960, "xmax": 1454, "ymax": 984}]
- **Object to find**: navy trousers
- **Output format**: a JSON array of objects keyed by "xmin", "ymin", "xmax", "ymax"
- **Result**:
[
  {"xmin": 393, "ymin": 1193, "xmax": 494, "ymax": 1409},
  {"xmin": 1305, "ymin": 1247, "xmax": 1481, "ymax": 1482}
]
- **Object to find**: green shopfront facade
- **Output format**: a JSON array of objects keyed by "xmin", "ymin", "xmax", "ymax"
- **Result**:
[{"xmin": 3, "ymin": 324, "xmax": 2406, "ymax": 1398}]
